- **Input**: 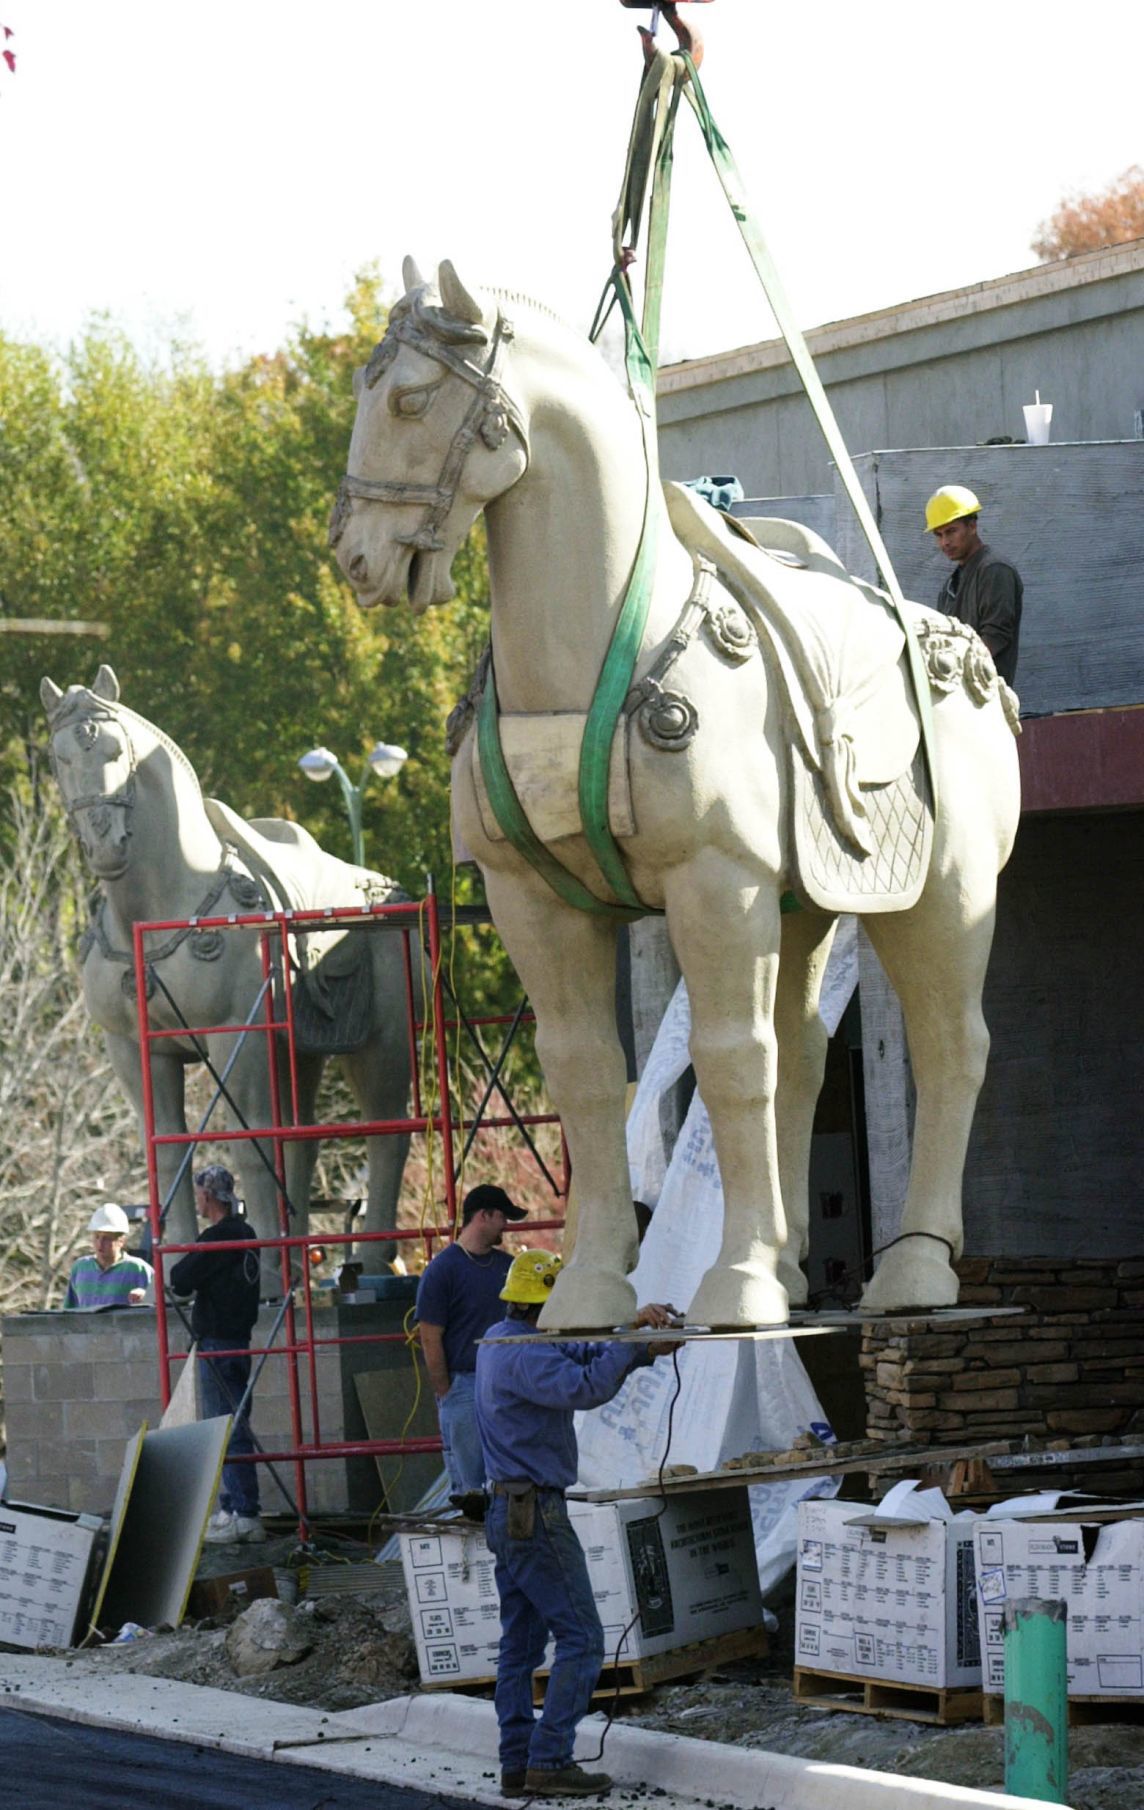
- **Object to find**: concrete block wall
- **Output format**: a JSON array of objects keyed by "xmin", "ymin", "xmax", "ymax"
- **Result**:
[
  {"xmin": 1, "ymin": 1297, "xmax": 436, "ymax": 1521},
  {"xmin": 656, "ymin": 242, "xmax": 1144, "ymax": 499},
  {"xmin": 834, "ymin": 441, "xmax": 1144, "ymax": 718}
]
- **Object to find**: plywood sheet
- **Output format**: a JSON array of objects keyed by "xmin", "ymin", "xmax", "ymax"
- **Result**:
[{"xmin": 96, "ymin": 1418, "xmax": 230, "ymax": 1632}]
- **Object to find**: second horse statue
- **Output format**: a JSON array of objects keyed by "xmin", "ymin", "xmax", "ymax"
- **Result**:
[{"xmin": 43, "ymin": 665, "xmax": 415, "ymax": 1284}]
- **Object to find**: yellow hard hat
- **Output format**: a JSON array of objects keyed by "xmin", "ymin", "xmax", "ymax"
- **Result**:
[
  {"xmin": 500, "ymin": 1248, "xmax": 563, "ymax": 1304},
  {"xmin": 924, "ymin": 485, "xmax": 981, "ymax": 534}
]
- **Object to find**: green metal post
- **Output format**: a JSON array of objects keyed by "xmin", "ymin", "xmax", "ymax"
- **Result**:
[
  {"xmin": 1003, "ymin": 1597, "xmax": 1068, "ymax": 1803},
  {"xmin": 330, "ymin": 761, "xmax": 365, "ymax": 867}
]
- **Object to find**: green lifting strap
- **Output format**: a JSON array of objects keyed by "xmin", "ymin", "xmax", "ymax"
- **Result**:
[
  {"xmin": 678, "ymin": 54, "xmax": 938, "ymax": 812},
  {"xmin": 476, "ymin": 673, "xmax": 645, "ymax": 922},
  {"xmin": 576, "ymin": 274, "xmax": 661, "ymax": 913},
  {"xmin": 478, "ymin": 47, "xmax": 904, "ymax": 924}
]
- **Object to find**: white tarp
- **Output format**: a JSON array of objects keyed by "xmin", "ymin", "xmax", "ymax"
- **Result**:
[{"xmin": 578, "ymin": 920, "xmax": 859, "ymax": 1595}]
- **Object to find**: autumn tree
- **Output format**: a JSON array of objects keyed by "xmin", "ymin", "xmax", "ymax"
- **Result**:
[{"xmin": 1032, "ymin": 165, "xmax": 1144, "ymax": 261}]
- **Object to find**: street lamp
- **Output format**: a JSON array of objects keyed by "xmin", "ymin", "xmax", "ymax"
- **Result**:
[{"xmin": 297, "ymin": 741, "xmax": 408, "ymax": 865}]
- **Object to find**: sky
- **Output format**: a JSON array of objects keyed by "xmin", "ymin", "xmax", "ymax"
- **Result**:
[{"xmin": 1, "ymin": 2, "xmax": 1141, "ymax": 372}]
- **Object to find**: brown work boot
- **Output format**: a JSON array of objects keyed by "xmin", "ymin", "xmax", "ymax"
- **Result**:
[
  {"xmin": 524, "ymin": 1763, "xmax": 613, "ymax": 1797},
  {"xmin": 501, "ymin": 1770, "xmax": 528, "ymax": 1797}
]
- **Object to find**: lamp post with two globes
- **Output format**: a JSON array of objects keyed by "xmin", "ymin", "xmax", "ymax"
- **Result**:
[{"xmin": 297, "ymin": 741, "xmax": 408, "ymax": 866}]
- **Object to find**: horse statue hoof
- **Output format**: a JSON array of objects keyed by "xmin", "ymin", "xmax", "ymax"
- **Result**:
[
  {"xmin": 538, "ymin": 1265, "xmax": 637, "ymax": 1332},
  {"xmin": 687, "ymin": 1261, "xmax": 789, "ymax": 1329},
  {"xmin": 860, "ymin": 1239, "xmax": 959, "ymax": 1313}
]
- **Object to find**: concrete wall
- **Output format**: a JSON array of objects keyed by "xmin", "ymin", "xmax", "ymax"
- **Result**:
[
  {"xmin": 967, "ymin": 810, "xmax": 1144, "ymax": 1257},
  {"xmin": 858, "ymin": 809, "xmax": 1144, "ymax": 1264},
  {"xmin": 1, "ymin": 1296, "xmax": 438, "ymax": 1520},
  {"xmin": 833, "ymin": 441, "xmax": 1144, "ymax": 717},
  {"xmin": 657, "ymin": 241, "xmax": 1144, "ymax": 499}
]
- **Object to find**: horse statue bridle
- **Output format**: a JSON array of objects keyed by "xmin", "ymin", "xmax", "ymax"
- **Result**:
[
  {"xmin": 47, "ymin": 701, "xmax": 139, "ymax": 858},
  {"xmin": 328, "ymin": 307, "xmax": 530, "ymax": 558}
]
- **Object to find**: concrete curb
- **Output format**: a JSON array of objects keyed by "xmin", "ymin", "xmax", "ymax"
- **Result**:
[
  {"xmin": 0, "ymin": 1663, "xmax": 1062, "ymax": 1810},
  {"xmin": 339, "ymin": 1693, "xmax": 1061, "ymax": 1810}
]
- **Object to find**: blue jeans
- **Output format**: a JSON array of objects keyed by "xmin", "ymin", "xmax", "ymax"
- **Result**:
[
  {"xmin": 485, "ymin": 1489, "xmax": 605, "ymax": 1774},
  {"xmin": 437, "ymin": 1371, "xmax": 486, "ymax": 1493},
  {"xmin": 199, "ymin": 1337, "xmax": 259, "ymax": 1516}
]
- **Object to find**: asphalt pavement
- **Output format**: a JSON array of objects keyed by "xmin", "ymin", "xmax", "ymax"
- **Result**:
[{"xmin": 0, "ymin": 1704, "xmax": 484, "ymax": 1810}]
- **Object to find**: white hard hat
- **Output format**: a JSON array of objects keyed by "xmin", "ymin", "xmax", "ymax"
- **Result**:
[{"xmin": 88, "ymin": 1202, "xmax": 130, "ymax": 1235}]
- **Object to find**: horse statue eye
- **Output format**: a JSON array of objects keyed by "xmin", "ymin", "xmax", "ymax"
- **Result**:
[{"xmin": 391, "ymin": 385, "xmax": 436, "ymax": 420}]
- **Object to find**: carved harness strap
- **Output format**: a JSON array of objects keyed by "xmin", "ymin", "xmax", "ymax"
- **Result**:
[
  {"xmin": 49, "ymin": 706, "xmax": 138, "ymax": 856},
  {"xmin": 328, "ymin": 310, "xmax": 529, "ymax": 557}
]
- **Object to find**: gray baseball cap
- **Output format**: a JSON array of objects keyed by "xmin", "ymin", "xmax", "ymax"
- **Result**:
[{"xmin": 193, "ymin": 1164, "xmax": 238, "ymax": 1208}]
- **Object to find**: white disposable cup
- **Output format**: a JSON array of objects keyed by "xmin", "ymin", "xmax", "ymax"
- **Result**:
[{"xmin": 1023, "ymin": 402, "xmax": 1053, "ymax": 445}]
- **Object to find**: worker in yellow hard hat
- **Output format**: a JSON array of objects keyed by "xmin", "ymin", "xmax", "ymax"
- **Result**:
[
  {"xmin": 474, "ymin": 1252, "xmax": 679, "ymax": 1798},
  {"xmin": 924, "ymin": 485, "xmax": 1024, "ymax": 686}
]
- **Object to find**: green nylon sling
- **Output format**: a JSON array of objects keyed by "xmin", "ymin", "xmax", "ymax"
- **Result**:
[{"xmin": 476, "ymin": 46, "xmax": 932, "ymax": 919}]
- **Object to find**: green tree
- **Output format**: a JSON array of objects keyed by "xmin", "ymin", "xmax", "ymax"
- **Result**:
[{"xmin": 1, "ymin": 269, "xmax": 525, "ymax": 1057}]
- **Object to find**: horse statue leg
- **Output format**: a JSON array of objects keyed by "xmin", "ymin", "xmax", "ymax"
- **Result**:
[
  {"xmin": 341, "ymin": 1029, "xmax": 412, "ymax": 1249},
  {"xmin": 105, "ymin": 1031, "xmax": 196, "ymax": 1248},
  {"xmin": 485, "ymin": 873, "xmax": 638, "ymax": 1331},
  {"xmin": 665, "ymin": 851, "xmax": 790, "ymax": 1327},
  {"xmin": 859, "ymin": 880, "xmax": 997, "ymax": 1312},
  {"xmin": 211, "ymin": 1030, "xmax": 293, "ymax": 1298},
  {"xmin": 772, "ymin": 910, "xmax": 839, "ymax": 1307}
]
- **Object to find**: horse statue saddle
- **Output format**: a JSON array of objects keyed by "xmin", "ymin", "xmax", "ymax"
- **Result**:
[
  {"xmin": 204, "ymin": 798, "xmax": 405, "ymax": 1055},
  {"xmin": 664, "ymin": 482, "xmax": 934, "ymax": 914}
]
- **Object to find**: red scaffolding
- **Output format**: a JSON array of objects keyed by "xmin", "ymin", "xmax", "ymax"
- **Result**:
[{"xmin": 133, "ymin": 885, "xmax": 567, "ymax": 1534}]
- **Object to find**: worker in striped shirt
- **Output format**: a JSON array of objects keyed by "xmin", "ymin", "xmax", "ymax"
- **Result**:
[{"xmin": 64, "ymin": 1203, "xmax": 153, "ymax": 1309}]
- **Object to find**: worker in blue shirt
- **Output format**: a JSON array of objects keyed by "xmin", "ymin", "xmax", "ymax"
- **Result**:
[
  {"xmin": 416, "ymin": 1183, "xmax": 529, "ymax": 1497},
  {"xmin": 475, "ymin": 1249, "xmax": 677, "ymax": 1799}
]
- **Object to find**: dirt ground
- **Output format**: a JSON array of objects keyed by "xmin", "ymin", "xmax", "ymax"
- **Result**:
[{"xmin": 14, "ymin": 1539, "xmax": 1144, "ymax": 1810}]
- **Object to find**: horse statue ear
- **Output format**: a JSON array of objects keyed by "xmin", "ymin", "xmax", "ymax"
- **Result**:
[
  {"xmin": 40, "ymin": 676, "xmax": 63, "ymax": 716},
  {"xmin": 438, "ymin": 260, "xmax": 485, "ymax": 327},
  {"xmin": 402, "ymin": 255, "xmax": 426, "ymax": 295},
  {"xmin": 92, "ymin": 664, "xmax": 120, "ymax": 702}
]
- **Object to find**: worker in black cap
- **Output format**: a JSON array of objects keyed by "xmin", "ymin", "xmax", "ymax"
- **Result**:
[{"xmin": 415, "ymin": 1184, "xmax": 529, "ymax": 1497}]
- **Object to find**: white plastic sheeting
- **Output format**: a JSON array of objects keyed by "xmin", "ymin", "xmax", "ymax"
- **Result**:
[{"xmin": 577, "ymin": 919, "xmax": 860, "ymax": 1595}]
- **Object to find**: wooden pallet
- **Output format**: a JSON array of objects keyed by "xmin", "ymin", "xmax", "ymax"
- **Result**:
[
  {"xmin": 983, "ymin": 1693, "xmax": 1144, "ymax": 1727},
  {"xmin": 576, "ymin": 1622, "xmax": 769, "ymax": 1703},
  {"xmin": 793, "ymin": 1666, "xmax": 982, "ymax": 1726},
  {"xmin": 421, "ymin": 1623, "xmax": 769, "ymax": 1700}
]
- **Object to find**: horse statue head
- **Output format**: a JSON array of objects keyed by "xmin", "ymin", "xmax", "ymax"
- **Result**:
[
  {"xmin": 40, "ymin": 665, "xmax": 143, "ymax": 880},
  {"xmin": 41, "ymin": 664, "xmax": 207, "ymax": 884},
  {"xmin": 330, "ymin": 257, "xmax": 530, "ymax": 613}
]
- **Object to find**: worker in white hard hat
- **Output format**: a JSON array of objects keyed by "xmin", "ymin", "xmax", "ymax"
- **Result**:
[
  {"xmin": 924, "ymin": 485, "xmax": 1024, "ymax": 686},
  {"xmin": 63, "ymin": 1202, "xmax": 153, "ymax": 1310},
  {"xmin": 475, "ymin": 1250, "xmax": 679, "ymax": 1799}
]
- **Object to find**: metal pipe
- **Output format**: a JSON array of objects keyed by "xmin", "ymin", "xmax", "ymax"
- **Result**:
[{"xmin": 1003, "ymin": 1597, "xmax": 1068, "ymax": 1803}]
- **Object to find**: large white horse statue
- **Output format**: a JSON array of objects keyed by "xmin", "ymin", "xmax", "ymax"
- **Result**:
[
  {"xmin": 42, "ymin": 666, "xmax": 414, "ymax": 1268},
  {"xmin": 330, "ymin": 258, "xmax": 1021, "ymax": 1329}
]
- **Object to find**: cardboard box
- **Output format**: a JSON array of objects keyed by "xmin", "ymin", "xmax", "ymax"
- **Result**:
[
  {"xmin": 974, "ymin": 1508, "xmax": 1144, "ymax": 1698},
  {"xmin": 187, "ymin": 1565, "xmax": 279, "ymax": 1619},
  {"xmin": 0, "ymin": 1499, "xmax": 105, "ymax": 1649},
  {"xmin": 401, "ymin": 1488, "xmax": 763, "ymax": 1687},
  {"xmin": 796, "ymin": 1483, "xmax": 982, "ymax": 1689}
]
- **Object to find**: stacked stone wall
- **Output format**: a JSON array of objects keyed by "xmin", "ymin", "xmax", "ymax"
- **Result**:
[{"xmin": 860, "ymin": 1256, "xmax": 1144, "ymax": 1493}]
